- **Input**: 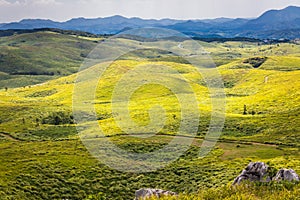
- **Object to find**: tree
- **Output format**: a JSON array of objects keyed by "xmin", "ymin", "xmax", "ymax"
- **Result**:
[{"xmin": 243, "ymin": 105, "xmax": 247, "ymax": 115}]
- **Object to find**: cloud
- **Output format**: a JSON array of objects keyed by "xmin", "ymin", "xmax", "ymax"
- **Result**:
[
  {"xmin": 1, "ymin": 0, "xmax": 60, "ymax": 5},
  {"xmin": 32, "ymin": 0, "xmax": 61, "ymax": 5},
  {"xmin": 0, "ymin": 0, "xmax": 63, "ymax": 22},
  {"xmin": 1, "ymin": 0, "xmax": 300, "ymax": 23},
  {"xmin": 0, "ymin": 0, "xmax": 10, "ymax": 5}
]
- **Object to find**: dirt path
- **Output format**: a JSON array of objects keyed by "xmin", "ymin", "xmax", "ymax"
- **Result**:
[
  {"xmin": 125, "ymin": 133, "xmax": 278, "ymax": 147},
  {"xmin": 219, "ymin": 138, "xmax": 277, "ymax": 147},
  {"xmin": 0, "ymin": 132, "xmax": 20, "ymax": 141},
  {"xmin": 0, "ymin": 131, "xmax": 280, "ymax": 148}
]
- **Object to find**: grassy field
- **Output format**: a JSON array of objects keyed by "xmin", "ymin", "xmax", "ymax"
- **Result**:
[
  {"xmin": 0, "ymin": 58, "xmax": 298, "ymax": 144},
  {"xmin": 0, "ymin": 31, "xmax": 299, "ymax": 199},
  {"xmin": 1, "ymin": 137, "xmax": 299, "ymax": 199},
  {"xmin": 154, "ymin": 183, "xmax": 300, "ymax": 200}
]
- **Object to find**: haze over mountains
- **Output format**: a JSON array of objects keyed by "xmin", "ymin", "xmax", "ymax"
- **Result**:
[{"xmin": 1, "ymin": 6, "xmax": 300, "ymax": 39}]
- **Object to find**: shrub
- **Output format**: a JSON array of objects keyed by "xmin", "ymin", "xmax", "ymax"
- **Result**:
[{"xmin": 41, "ymin": 112, "xmax": 74, "ymax": 125}]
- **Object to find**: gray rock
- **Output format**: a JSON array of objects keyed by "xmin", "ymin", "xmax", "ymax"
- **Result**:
[
  {"xmin": 273, "ymin": 169, "xmax": 300, "ymax": 182},
  {"xmin": 134, "ymin": 188, "xmax": 177, "ymax": 200},
  {"xmin": 233, "ymin": 162, "xmax": 269, "ymax": 185}
]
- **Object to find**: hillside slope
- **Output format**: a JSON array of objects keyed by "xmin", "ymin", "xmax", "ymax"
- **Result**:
[
  {"xmin": 0, "ymin": 31, "xmax": 98, "ymax": 88},
  {"xmin": 2, "ymin": 31, "xmax": 300, "ymax": 89},
  {"xmin": 0, "ymin": 57, "xmax": 299, "ymax": 199},
  {"xmin": 0, "ymin": 37, "xmax": 300, "ymax": 199},
  {"xmin": 0, "ymin": 54, "xmax": 299, "ymax": 144}
]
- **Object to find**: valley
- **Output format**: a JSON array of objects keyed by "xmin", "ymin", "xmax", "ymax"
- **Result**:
[{"xmin": 0, "ymin": 30, "xmax": 299, "ymax": 199}]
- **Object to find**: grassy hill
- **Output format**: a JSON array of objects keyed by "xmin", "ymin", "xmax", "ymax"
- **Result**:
[
  {"xmin": 0, "ymin": 34, "xmax": 299, "ymax": 199},
  {"xmin": 0, "ymin": 57, "xmax": 299, "ymax": 144},
  {"xmin": 0, "ymin": 31, "xmax": 100, "ymax": 88},
  {"xmin": 2, "ymin": 30, "xmax": 300, "ymax": 89},
  {"xmin": 0, "ymin": 59, "xmax": 299, "ymax": 198}
]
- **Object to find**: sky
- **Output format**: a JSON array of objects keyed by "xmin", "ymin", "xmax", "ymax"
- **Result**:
[{"xmin": 1, "ymin": 0, "xmax": 300, "ymax": 23}]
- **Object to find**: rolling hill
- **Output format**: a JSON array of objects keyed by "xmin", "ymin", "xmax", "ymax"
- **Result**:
[
  {"xmin": 0, "ymin": 49, "xmax": 300, "ymax": 199},
  {"xmin": 1, "ymin": 30, "xmax": 300, "ymax": 89},
  {"xmin": 0, "ymin": 30, "xmax": 99, "ymax": 88},
  {"xmin": 0, "ymin": 31, "xmax": 299, "ymax": 199},
  {"xmin": 0, "ymin": 36, "xmax": 299, "ymax": 143}
]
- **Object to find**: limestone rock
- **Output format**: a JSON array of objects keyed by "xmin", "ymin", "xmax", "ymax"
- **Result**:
[
  {"xmin": 273, "ymin": 169, "xmax": 300, "ymax": 182},
  {"xmin": 233, "ymin": 162, "xmax": 269, "ymax": 185},
  {"xmin": 134, "ymin": 188, "xmax": 177, "ymax": 200}
]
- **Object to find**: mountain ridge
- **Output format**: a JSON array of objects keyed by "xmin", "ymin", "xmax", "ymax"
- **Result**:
[{"xmin": 1, "ymin": 6, "xmax": 300, "ymax": 39}]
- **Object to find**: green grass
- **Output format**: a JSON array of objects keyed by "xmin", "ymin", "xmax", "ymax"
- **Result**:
[
  {"xmin": 151, "ymin": 182, "xmax": 300, "ymax": 200},
  {"xmin": 1, "ymin": 31, "xmax": 300, "ymax": 89},
  {"xmin": 0, "ymin": 32, "xmax": 299, "ymax": 199},
  {"xmin": 0, "ymin": 137, "xmax": 299, "ymax": 199},
  {"xmin": 260, "ymin": 56, "xmax": 300, "ymax": 71},
  {"xmin": 0, "ymin": 56, "xmax": 299, "ymax": 143},
  {"xmin": 0, "ymin": 31, "xmax": 98, "ymax": 88}
]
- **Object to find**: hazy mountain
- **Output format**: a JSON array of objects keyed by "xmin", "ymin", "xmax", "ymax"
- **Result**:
[
  {"xmin": 61, "ymin": 16, "xmax": 185, "ymax": 34},
  {"xmin": 166, "ymin": 20, "xmax": 212, "ymax": 32},
  {"xmin": 200, "ymin": 17, "xmax": 234, "ymax": 24},
  {"xmin": 0, "ymin": 16, "xmax": 184, "ymax": 34},
  {"xmin": 252, "ymin": 6, "xmax": 300, "ymax": 24},
  {"xmin": 218, "ymin": 18, "xmax": 250, "ymax": 29},
  {"xmin": 165, "ymin": 6, "xmax": 300, "ymax": 38},
  {"xmin": 0, "ymin": 6, "xmax": 300, "ymax": 39},
  {"xmin": 0, "ymin": 19, "xmax": 60, "ymax": 30},
  {"xmin": 242, "ymin": 6, "xmax": 300, "ymax": 31}
]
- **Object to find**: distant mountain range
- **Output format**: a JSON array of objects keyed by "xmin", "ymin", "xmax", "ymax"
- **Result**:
[{"xmin": 1, "ymin": 6, "xmax": 300, "ymax": 39}]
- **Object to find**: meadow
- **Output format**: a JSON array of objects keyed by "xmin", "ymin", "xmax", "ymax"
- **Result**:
[{"xmin": 0, "ymin": 31, "xmax": 299, "ymax": 199}]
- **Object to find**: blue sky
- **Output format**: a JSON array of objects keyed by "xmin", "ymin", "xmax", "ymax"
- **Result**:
[{"xmin": 1, "ymin": 0, "xmax": 300, "ymax": 23}]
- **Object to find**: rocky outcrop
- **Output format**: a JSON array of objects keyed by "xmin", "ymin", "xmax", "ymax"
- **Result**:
[
  {"xmin": 133, "ymin": 163, "xmax": 300, "ymax": 199},
  {"xmin": 233, "ymin": 162, "xmax": 270, "ymax": 185},
  {"xmin": 134, "ymin": 188, "xmax": 177, "ymax": 200},
  {"xmin": 273, "ymin": 169, "xmax": 300, "ymax": 182},
  {"xmin": 233, "ymin": 162, "xmax": 300, "ymax": 185}
]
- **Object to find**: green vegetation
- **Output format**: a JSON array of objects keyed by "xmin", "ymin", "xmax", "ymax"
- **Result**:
[
  {"xmin": 1, "ymin": 137, "xmax": 299, "ymax": 199},
  {"xmin": 153, "ymin": 182, "xmax": 300, "ymax": 200},
  {"xmin": 0, "ymin": 31, "xmax": 99, "ymax": 88},
  {"xmin": 0, "ymin": 31, "xmax": 299, "ymax": 199}
]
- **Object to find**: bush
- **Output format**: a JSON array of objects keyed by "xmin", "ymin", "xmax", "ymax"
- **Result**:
[{"xmin": 41, "ymin": 112, "xmax": 74, "ymax": 125}]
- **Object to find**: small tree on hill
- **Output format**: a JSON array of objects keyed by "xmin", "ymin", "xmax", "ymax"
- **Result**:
[{"xmin": 243, "ymin": 105, "xmax": 247, "ymax": 115}]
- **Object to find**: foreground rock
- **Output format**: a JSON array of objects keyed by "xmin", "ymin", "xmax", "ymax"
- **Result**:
[
  {"xmin": 233, "ymin": 162, "xmax": 269, "ymax": 185},
  {"xmin": 273, "ymin": 169, "xmax": 300, "ymax": 182},
  {"xmin": 134, "ymin": 188, "xmax": 177, "ymax": 200}
]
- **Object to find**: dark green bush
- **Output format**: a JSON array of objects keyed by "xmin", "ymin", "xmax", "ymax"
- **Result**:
[{"xmin": 41, "ymin": 111, "xmax": 74, "ymax": 125}]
